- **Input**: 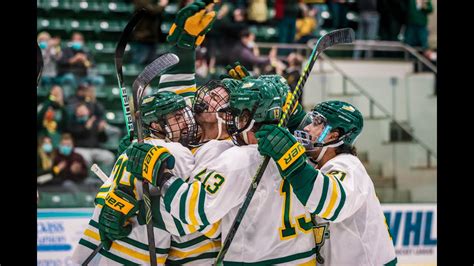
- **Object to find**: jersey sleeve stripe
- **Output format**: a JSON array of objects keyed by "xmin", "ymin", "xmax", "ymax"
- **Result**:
[
  {"xmin": 188, "ymin": 182, "xmax": 201, "ymax": 225},
  {"xmin": 164, "ymin": 178, "xmax": 186, "ymax": 212},
  {"xmin": 200, "ymin": 221, "xmax": 221, "ymax": 239},
  {"xmin": 180, "ymin": 186, "xmax": 189, "ymax": 224},
  {"xmin": 328, "ymin": 175, "xmax": 346, "ymax": 221},
  {"xmin": 173, "ymin": 216, "xmax": 186, "ymax": 236},
  {"xmin": 159, "ymin": 79, "xmax": 195, "ymax": 88},
  {"xmin": 198, "ymin": 188, "xmax": 210, "ymax": 225},
  {"xmin": 321, "ymin": 175, "xmax": 340, "ymax": 218},
  {"xmin": 168, "ymin": 241, "xmax": 221, "ymax": 259},
  {"xmin": 78, "ymin": 239, "xmax": 139, "ymax": 266},
  {"xmin": 313, "ymin": 174, "xmax": 330, "ymax": 214}
]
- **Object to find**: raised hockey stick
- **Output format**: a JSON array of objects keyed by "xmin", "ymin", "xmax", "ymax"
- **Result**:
[
  {"xmin": 37, "ymin": 42, "xmax": 43, "ymax": 86},
  {"xmin": 131, "ymin": 52, "xmax": 180, "ymax": 266},
  {"xmin": 115, "ymin": 8, "xmax": 147, "ymax": 142},
  {"xmin": 214, "ymin": 28, "xmax": 355, "ymax": 265},
  {"xmin": 81, "ymin": 54, "xmax": 179, "ymax": 266}
]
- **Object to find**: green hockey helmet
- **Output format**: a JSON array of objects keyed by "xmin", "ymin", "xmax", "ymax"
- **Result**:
[
  {"xmin": 224, "ymin": 76, "xmax": 284, "ymax": 138},
  {"xmin": 294, "ymin": 100, "xmax": 363, "ymax": 151},
  {"xmin": 140, "ymin": 91, "xmax": 197, "ymax": 146}
]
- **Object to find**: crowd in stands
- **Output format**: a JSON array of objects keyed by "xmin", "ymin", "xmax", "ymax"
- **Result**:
[{"xmin": 37, "ymin": 0, "xmax": 435, "ymax": 202}]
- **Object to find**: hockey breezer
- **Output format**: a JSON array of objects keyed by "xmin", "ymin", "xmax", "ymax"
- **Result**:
[
  {"xmin": 115, "ymin": 8, "xmax": 146, "ymax": 142},
  {"xmin": 81, "ymin": 53, "xmax": 179, "ymax": 266},
  {"xmin": 214, "ymin": 28, "xmax": 355, "ymax": 265}
]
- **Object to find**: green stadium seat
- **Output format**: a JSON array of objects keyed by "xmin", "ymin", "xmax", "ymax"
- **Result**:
[
  {"xmin": 74, "ymin": 192, "xmax": 96, "ymax": 207},
  {"xmin": 96, "ymin": 63, "xmax": 115, "ymax": 76},
  {"xmin": 123, "ymin": 64, "xmax": 141, "ymax": 77},
  {"xmin": 37, "ymin": 18, "xmax": 65, "ymax": 31},
  {"xmin": 105, "ymin": 110, "xmax": 125, "ymax": 126},
  {"xmin": 71, "ymin": 1, "xmax": 105, "ymax": 13},
  {"xmin": 96, "ymin": 19, "xmax": 123, "ymax": 33},
  {"xmin": 67, "ymin": 19, "xmax": 95, "ymax": 32},
  {"xmin": 106, "ymin": 1, "xmax": 133, "ymax": 13},
  {"xmin": 38, "ymin": 192, "xmax": 80, "ymax": 208}
]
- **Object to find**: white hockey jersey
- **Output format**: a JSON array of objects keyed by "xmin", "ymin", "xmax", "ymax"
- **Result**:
[
  {"xmin": 71, "ymin": 138, "xmax": 196, "ymax": 265},
  {"xmin": 162, "ymin": 144, "xmax": 317, "ymax": 264},
  {"xmin": 166, "ymin": 139, "xmax": 235, "ymax": 265},
  {"xmin": 299, "ymin": 154, "xmax": 397, "ymax": 265}
]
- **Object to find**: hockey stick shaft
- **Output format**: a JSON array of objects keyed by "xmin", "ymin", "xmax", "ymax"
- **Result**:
[
  {"xmin": 37, "ymin": 42, "xmax": 43, "ymax": 87},
  {"xmin": 91, "ymin": 164, "xmax": 108, "ymax": 183},
  {"xmin": 215, "ymin": 28, "xmax": 355, "ymax": 265},
  {"xmin": 115, "ymin": 9, "xmax": 147, "ymax": 142},
  {"xmin": 131, "ymin": 53, "xmax": 179, "ymax": 266}
]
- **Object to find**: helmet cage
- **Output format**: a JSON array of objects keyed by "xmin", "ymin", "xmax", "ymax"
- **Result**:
[{"xmin": 193, "ymin": 80, "xmax": 230, "ymax": 115}]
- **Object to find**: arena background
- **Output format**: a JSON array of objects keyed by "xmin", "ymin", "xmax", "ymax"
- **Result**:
[{"xmin": 36, "ymin": 0, "xmax": 437, "ymax": 265}]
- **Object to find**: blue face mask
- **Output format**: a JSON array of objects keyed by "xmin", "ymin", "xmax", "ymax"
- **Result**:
[
  {"xmin": 59, "ymin": 145, "xmax": 73, "ymax": 156},
  {"xmin": 42, "ymin": 143, "xmax": 53, "ymax": 153},
  {"xmin": 77, "ymin": 115, "xmax": 89, "ymax": 123},
  {"xmin": 39, "ymin": 41, "xmax": 48, "ymax": 49},
  {"xmin": 71, "ymin": 41, "xmax": 83, "ymax": 50}
]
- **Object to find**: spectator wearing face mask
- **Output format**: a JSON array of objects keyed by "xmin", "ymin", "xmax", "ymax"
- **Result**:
[
  {"xmin": 37, "ymin": 31, "xmax": 62, "ymax": 87},
  {"xmin": 37, "ymin": 135, "xmax": 55, "ymax": 181},
  {"xmin": 66, "ymin": 103, "xmax": 115, "ymax": 174},
  {"xmin": 51, "ymin": 133, "xmax": 88, "ymax": 192},
  {"xmin": 56, "ymin": 32, "xmax": 104, "ymax": 94}
]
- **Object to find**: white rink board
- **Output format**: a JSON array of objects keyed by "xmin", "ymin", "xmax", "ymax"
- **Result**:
[{"xmin": 37, "ymin": 204, "xmax": 437, "ymax": 265}]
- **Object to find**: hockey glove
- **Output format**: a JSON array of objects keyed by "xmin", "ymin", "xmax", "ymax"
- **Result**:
[
  {"xmin": 220, "ymin": 61, "xmax": 251, "ymax": 80},
  {"xmin": 125, "ymin": 143, "xmax": 175, "ymax": 187},
  {"xmin": 116, "ymin": 135, "xmax": 133, "ymax": 158},
  {"xmin": 167, "ymin": 0, "xmax": 217, "ymax": 49},
  {"xmin": 98, "ymin": 189, "xmax": 139, "ymax": 250},
  {"xmin": 256, "ymin": 124, "xmax": 307, "ymax": 179}
]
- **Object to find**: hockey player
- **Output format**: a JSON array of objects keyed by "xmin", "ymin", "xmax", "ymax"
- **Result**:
[
  {"xmin": 125, "ymin": 77, "xmax": 319, "ymax": 264},
  {"xmin": 72, "ymin": 91, "xmax": 201, "ymax": 265},
  {"xmin": 256, "ymin": 100, "xmax": 397, "ymax": 265}
]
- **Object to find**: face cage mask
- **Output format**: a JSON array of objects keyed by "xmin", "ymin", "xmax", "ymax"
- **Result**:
[
  {"xmin": 147, "ymin": 106, "xmax": 198, "ymax": 147},
  {"xmin": 193, "ymin": 81, "xmax": 230, "ymax": 140},
  {"xmin": 219, "ymin": 104, "xmax": 258, "ymax": 146}
]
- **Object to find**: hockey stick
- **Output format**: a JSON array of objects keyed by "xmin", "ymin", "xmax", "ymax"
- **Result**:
[
  {"xmin": 115, "ymin": 8, "xmax": 147, "ymax": 142},
  {"xmin": 37, "ymin": 42, "xmax": 43, "ymax": 86},
  {"xmin": 214, "ymin": 28, "xmax": 355, "ymax": 265},
  {"xmin": 91, "ymin": 164, "xmax": 108, "ymax": 183},
  {"xmin": 81, "ymin": 53, "xmax": 179, "ymax": 266},
  {"xmin": 131, "ymin": 52, "xmax": 180, "ymax": 266}
]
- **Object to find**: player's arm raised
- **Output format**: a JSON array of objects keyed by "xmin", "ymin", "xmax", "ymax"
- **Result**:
[{"xmin": 256, "ymin": 125, "xmax": 366, "ymax": 222}]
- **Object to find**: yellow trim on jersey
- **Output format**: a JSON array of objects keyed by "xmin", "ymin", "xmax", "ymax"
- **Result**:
[
  {"xmin": 168, "ymin": 241, "xmax": 221, "ymax": 258},
  {"xmin": 321, "ymin": 175, "xmax": 339, "ymax": 218},
  {"xmin": 175, "ymin": 86, "xmax": 197, "ymax": 95},
  {"xmin": 188, "ymin": 182, "xmax": 200, "ymax": 225},
  {"xmin": 187, "ymin": 224, "xmax": 198, "ymax": 234},
  {"xmin": 298, "ymin": 257, "xmax": 317, "ymax": 266},
  {"xmin": 96, "ymin": 192, "xmax": 107, "ymax": 199},
  {"xmin": 202, "ymin": 221, "xmax": 221, "ymax": 238},
  {"xmin": 279, "ymin": 180, "xmax": 297, "ymax": 240},
  {"xmin": 190, "ymin": 146, "xmax": 200, "ymax": 155},
  {"xmin": 277, "ymin": 142, "xmax": 305, "ymax": 171},
  {"xmin": 84, "ymin": 229, "xmax": 166, "ymax": 263}
]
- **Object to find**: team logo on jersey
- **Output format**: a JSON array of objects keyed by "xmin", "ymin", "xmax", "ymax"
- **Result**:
[
  {"xmin": 273, "ymin": 108, "xmax": 280, "ymax": 119},
  {"xmin": 312, "ymin": 220, "xmax": 330, "ymax": 264}
]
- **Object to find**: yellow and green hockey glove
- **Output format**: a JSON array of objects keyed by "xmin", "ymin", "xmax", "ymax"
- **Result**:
[{"xmin": 167, "ymin": 0, "xmax": 217, "ymax": 49}]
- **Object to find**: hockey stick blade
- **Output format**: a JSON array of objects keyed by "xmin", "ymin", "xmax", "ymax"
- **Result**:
[
  {"xmin": 131, "ymin": 53, "xmax": 180, "ymax": 110},
  {"xmin": 315, "ymin": 28, "xmax": 355, "ymax": 53},
  {"xmin": 214, "ymin": 28, "xmax": 355, "ymax": 265}
]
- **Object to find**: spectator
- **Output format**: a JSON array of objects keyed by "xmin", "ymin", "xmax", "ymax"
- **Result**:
[
  {"xmin": 328, "ymin": 0, "xmax": 349, "ymax": 29},
  {"xmin": 274, "ymin": 0, "xmax": 300, "ymax": 55},
  {"xmin": 131, "ymin": 0, "xmax": 169, "ymax": 65},
  {"xmin": 295, "ymin": 4, "xmax": 318, "ymax": 43},
  {"xmin": 37, "ymin": 32, "xmax": 62, "ymax": 87},
  {"xmin": 66, "ymin": 83, "xmax": 106, "ymax": 121},
  {"xmin": 229, "ymin": 28, "xmax": 281, "ymax": 72},
  {"xmin": 247, "ymin": 0, "xmax": 268, "ymax": 24},
  {"xmin": 67, "ymin": 103, "xmax": 115, "ymax": 174},
  {"xmin": 195, "ymin": 47, "xmax": 210, "ymax": 86},
  {"xmin": 404, "ymin": 0, "xmax": 433, "ymax": 51},
  {"xmin": 51, "ymin": 133, "xmax": 88, "ymax": 192},
  {"xmin": 37, "ymin": 85, "xmax": 68, "ymax": 147},
  {"xmin": 205, "ymin": 2, "xmax": 234, "ymax": 72},
  {"xmin": 378, "ymin": 0, "xmax": 408, "ymax": 42},
  {"xmin": 37, "ymin": 135, "xmax": 55, "ymax": 183},
  {"xmin": 56, "ymin": 32, "xmax": 105, "ymax": 94},
  {"xmin": 304, "ymin": 0, "xmax": 328, "ymax": 32},
  {"xmin": 353, "ymin": 0, "xmax": 380, "ymax": 59},
  {"xmin": 216, "ymin": 7, "xmax": 249, "ymax": 66},
  {"xmin": 283, "ymin": 52, "xmax": 304, "ymax": 91}
]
